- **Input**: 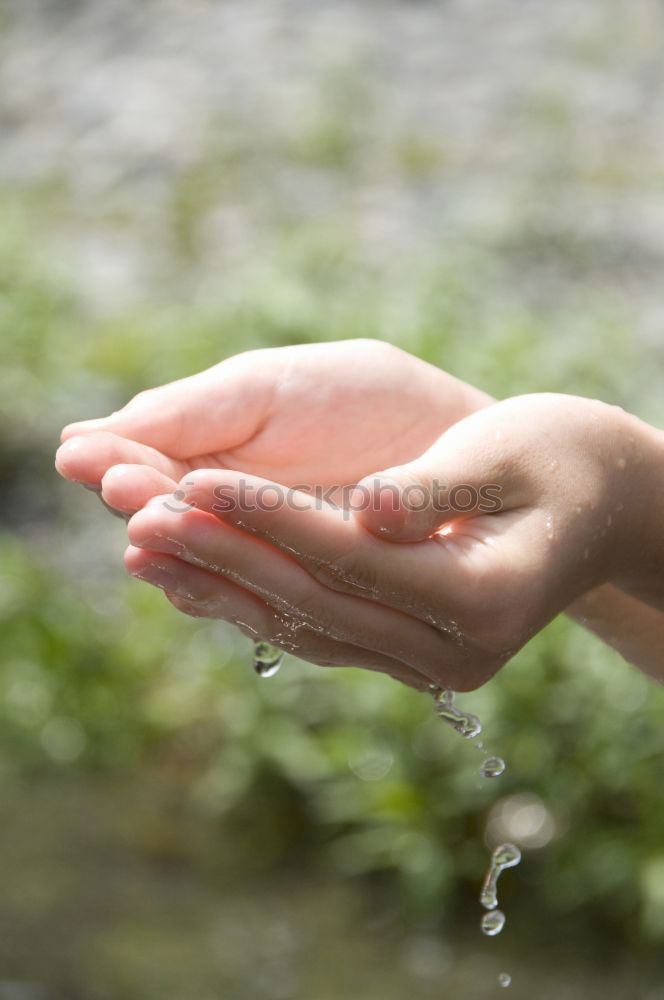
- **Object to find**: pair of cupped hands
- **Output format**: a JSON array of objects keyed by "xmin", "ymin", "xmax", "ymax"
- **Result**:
[{"xmin": 55, "ymin": 340, "xmax": 664, "ymax": 691}]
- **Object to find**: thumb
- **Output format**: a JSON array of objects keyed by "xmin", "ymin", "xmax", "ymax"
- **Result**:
[
  {"xmin": 353, "ymin": 420, "xmax": 523, "ymax": 542},
  {"xmin": 60, "ymin": 354, "xmax": 271, "ymax": 459}
]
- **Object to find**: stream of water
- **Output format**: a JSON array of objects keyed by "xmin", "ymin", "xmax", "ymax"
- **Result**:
[
  {"xmin": 432, "ymin": 686, "xmax": 519, "ymax": 989},
  {"xmin": 254, "ymin": 652, "xmax": 520, "ymax": 989}
]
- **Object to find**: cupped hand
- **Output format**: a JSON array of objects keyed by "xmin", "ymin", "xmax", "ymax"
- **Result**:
[
  {"xmin": 55, "ymin": 339, "xmax": 490, "ymax": 515},
  {"xmin": 122, "ymin": 393, "xmax": 661, "ymax": 691}
]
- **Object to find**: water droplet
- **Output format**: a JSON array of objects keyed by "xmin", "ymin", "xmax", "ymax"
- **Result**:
[
  {"xmin": 583, "ymin": 547, "xmax": 590, "ymax": 560},
  {"xmin": 494, "ymin": 843, "xmax": 521, "ymax": 867},
  {"xmin": 616, "ymin": 457, "xmax": 626, "ymax": 470},
  {"xmin": 499, "ymin": 972, "xmax": 512, "ymax": 988},
  {"xmin": 481, "ymin": 909, "xmax": 506, "ymax": 936},
  {"xmin": 435, "ymin": 690, "xmax": 482, "ymax": 739},
  {"xmin": 480, "ymin": 843, "xmax": 521, "ymax": 909},
  {"xmin": 253, "ymin": 640, "xmax": 283, "ymax": 678},
  {"xmin": 545, "ymin": 514, "xmax": 554, "ymax": 541},
  {"xmin": 574, "ymin": 505, "xmax": 583, "ymax": 515},
  {"xmin": 480, "ymin": 756, "xmax": 506, "ymax": 778},
  {"xmin": 606, "ymin": 513, "xmax": 612, "ymax": 527}
]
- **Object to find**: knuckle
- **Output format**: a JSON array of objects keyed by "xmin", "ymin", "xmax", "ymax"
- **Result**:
[
  {"xmin": 308, "ymin": 547, "xmax": 380, "ymax": 598},
  {"xmin": 274, "ymin": 589, "xmax": 346, "ymax": 644},
  {"xmin": 305, "ymin": 558, "xmax": 347, "ymax": 592},
  {"xmin": 168, "ymin": 594, "xmax": 208, "ymax": 618},
  {"xmin": 279, "ymin": 587, "xmax": 323, "ymax": 624},
  {"xmin": 127, "ymin": 388, "xmax": 154, "ymax": 410},
  {"xmin": 357, "ymin": 338, "xmax": 401, "ymax": 363}
]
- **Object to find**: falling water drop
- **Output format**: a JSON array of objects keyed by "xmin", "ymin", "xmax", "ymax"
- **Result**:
[
  {"xmin": 480, "ymin": 756, "xmax": 506, "ymax": 778},
  {"xmin": 480, "ymin": 843, "xmax": 521, "ymax": 910},
  {"xmin": 253, "ymin": 640, "xmax": 283, "ymax": 678},
  {"xmin": 481, "ymin": 909, "xmax": 506, "ymax": 936},
  {"xmin": 498, "ymin": 972, "xmax": 512, "ymax": 988},
  {"xmin": 435, "ymin": 690, "xmax": 482, "ymax": 739}
]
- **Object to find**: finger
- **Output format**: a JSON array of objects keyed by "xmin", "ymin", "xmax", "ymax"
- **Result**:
[
  {"xmin": 353, "ymin": 403, "xmax": 532, "ymax": 542},
  {"xmin": 124, "ymin": 546, "xmax": 429, "ymax": 691},
  {"xmin": 126, "ymin": 501, "xmax": 455, "ymax": 685},
  {"xmin": 173, "ymin": 470, "xmax": 530, "ymax": 688},
  {"xmin": 55, "ymin": 431, "xmax": 190, "ymax": 487},
  {"xmin": 176, "ymin": 469, "xmax": 470, "ymax": 630},
  {"xmin": 101, "ymin": 465, "xmax": 178, "ymax": 515},
  {"xmin": 60, "ymin": 353, "xmax": 272, "ymax": 459}
]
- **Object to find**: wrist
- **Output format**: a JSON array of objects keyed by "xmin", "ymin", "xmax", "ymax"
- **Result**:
[{"xmin": 607, "ymin": 410, "xmax": 664, "ymax": 609}]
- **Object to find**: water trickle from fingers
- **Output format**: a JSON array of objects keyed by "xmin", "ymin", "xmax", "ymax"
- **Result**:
[
  {"xmin": 480, "ymin": 842, "xmax": 521, "ymax": 911},
  {"xmin": 481, "ymin": 909, "xmax": 506, "ymax": 936},
  {"xmin": 252, "ymin": 640, "xmax": 283, "ymax": 678},
  {"xmin": 430, "ymin": 687, "xmax": 518, "ymax": 985},
  {"xmin": 434, "ymin": 688, "xmax": 482, "ymax": 739},
  {"xmin": 480, "ymin": 755, "xmax": 506, "ymax": 778}
]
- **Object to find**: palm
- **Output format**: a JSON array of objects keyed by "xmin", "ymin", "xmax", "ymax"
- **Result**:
[
  {"xmin": 210, "ymin": 342, "xmax": 482, "ymax": 486},
  {"xmin": 57, "ymin": 340, "xmax": 489, "ymax": 498}
]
